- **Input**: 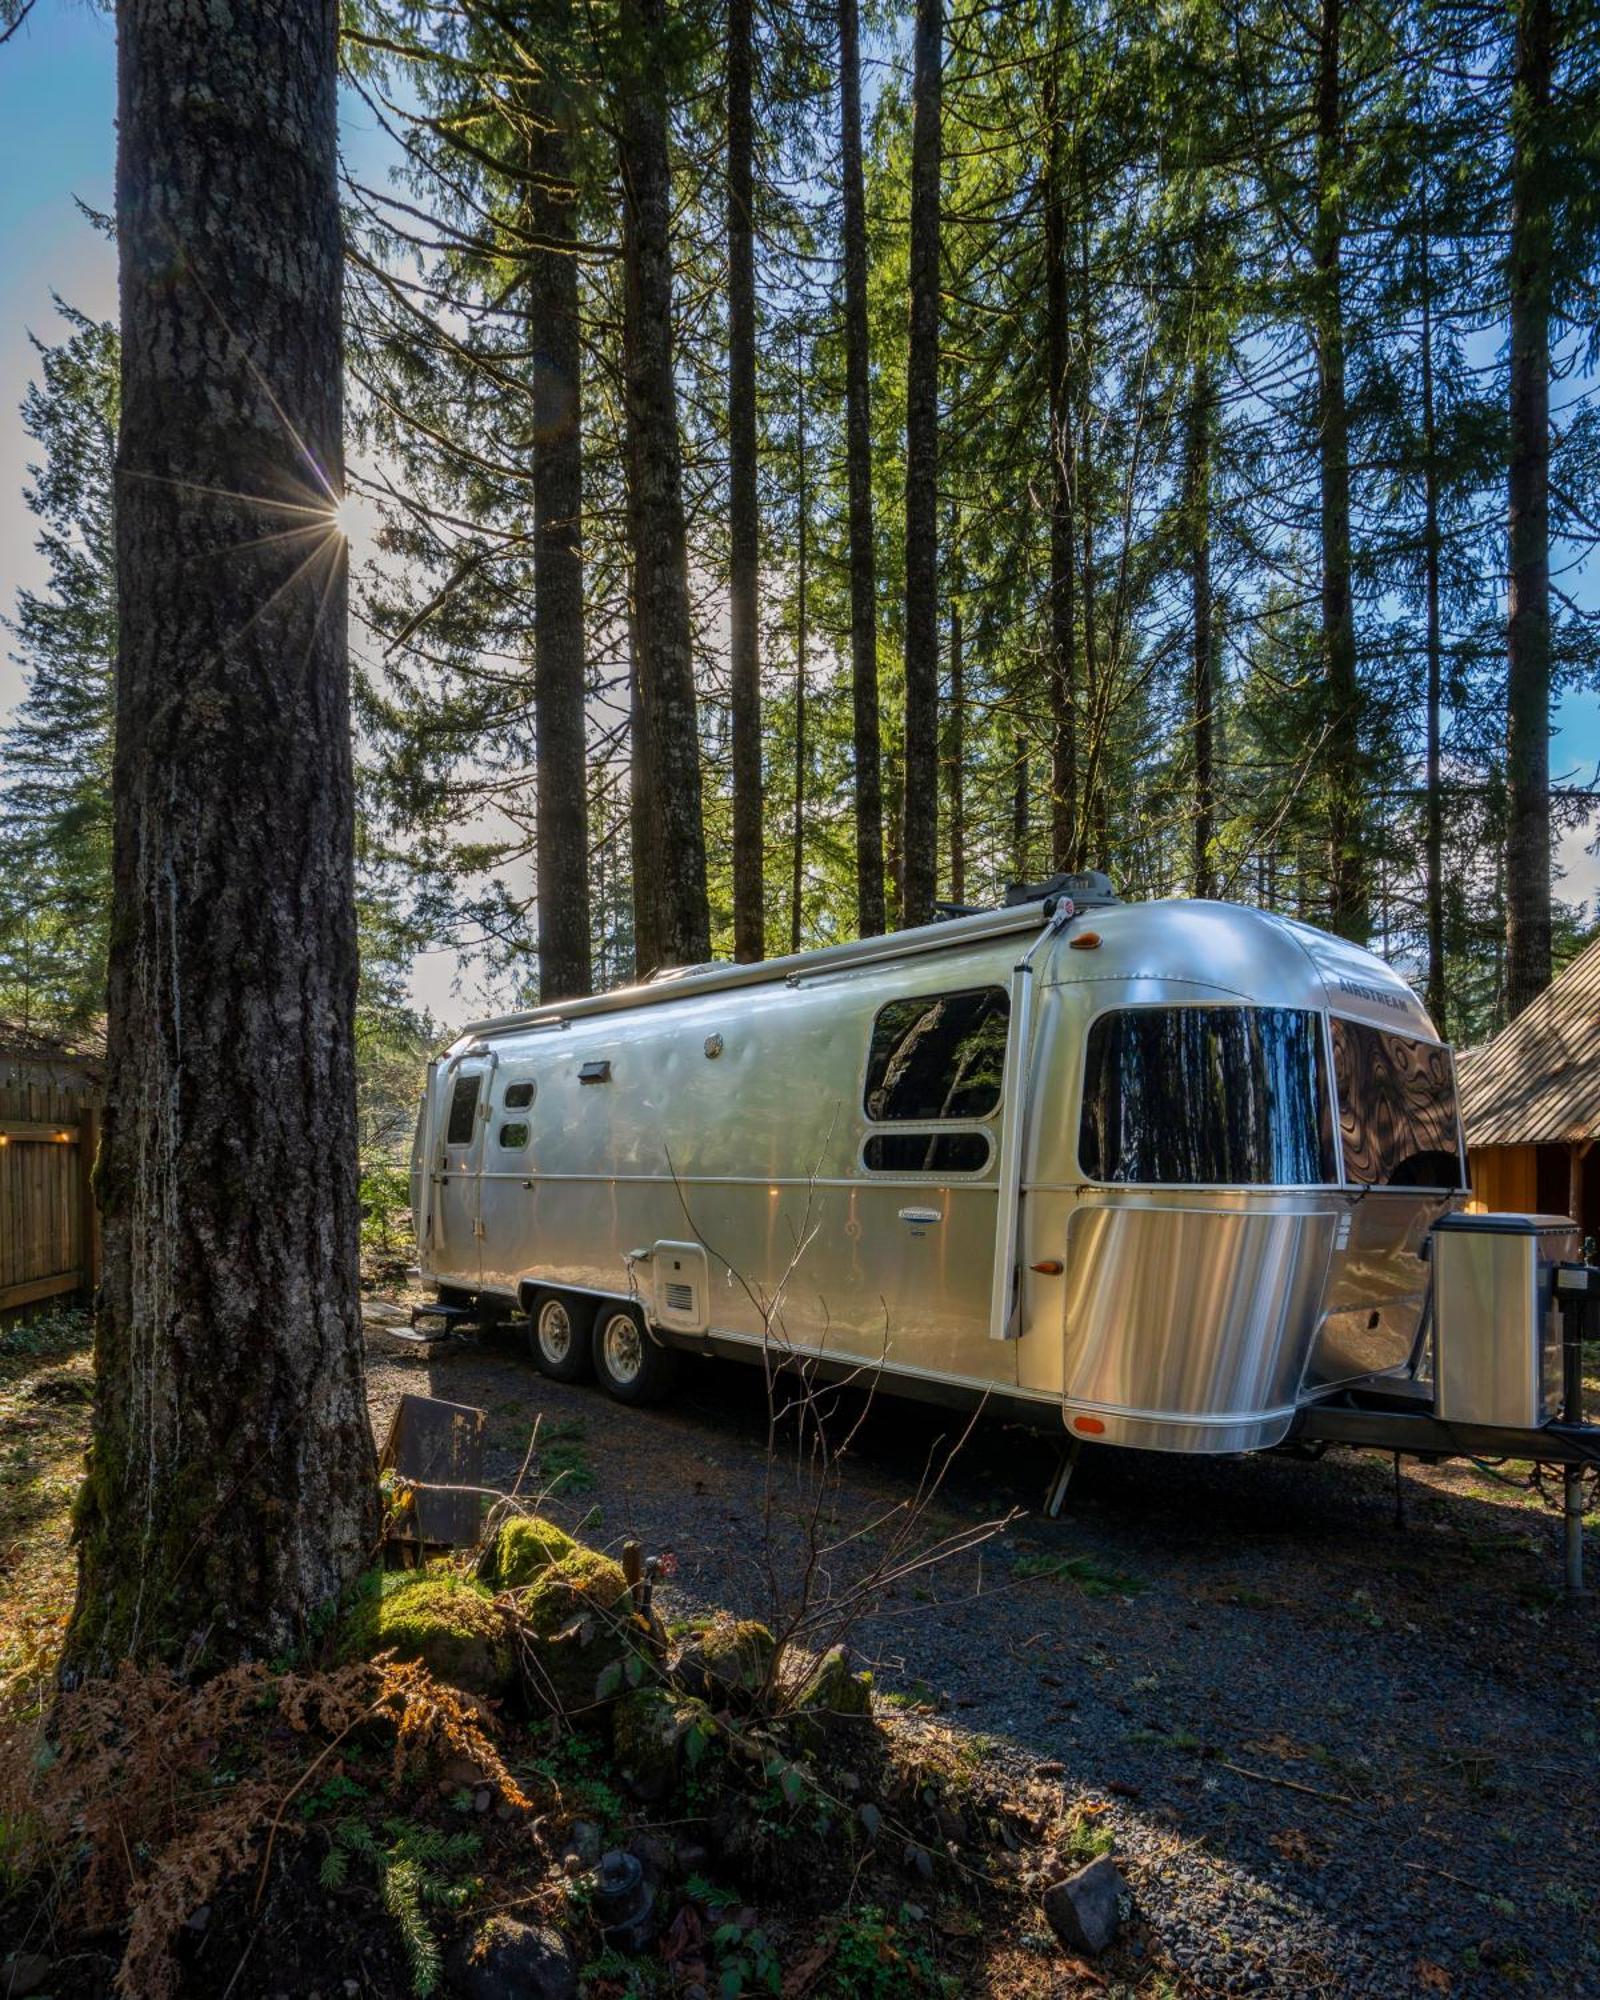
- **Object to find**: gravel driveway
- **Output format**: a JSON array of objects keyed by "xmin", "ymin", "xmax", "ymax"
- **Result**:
[{"xmin": 366, "ymin": 1321, "xmax": 1599, "ymax": 1998}]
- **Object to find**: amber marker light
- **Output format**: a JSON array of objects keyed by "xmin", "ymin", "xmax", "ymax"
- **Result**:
[
  {"xmin": 1069, "ymin": 931, "xmax": 1101, "ymax": 950},
  {"xmin": 1030, "ymin": 1258, "xmax": 1064, "ymax": 1275}
]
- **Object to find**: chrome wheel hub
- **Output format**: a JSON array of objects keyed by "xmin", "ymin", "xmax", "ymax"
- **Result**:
[
  {"xmin": 537, "ymin": 1300, "xmax": 572, "ymax": 1363},
  {"xmin": 601, "ymin": 1312, "xmax": 644, "ymax": 1383}
]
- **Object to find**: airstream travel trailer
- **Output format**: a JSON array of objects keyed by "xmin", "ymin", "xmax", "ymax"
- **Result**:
[{"xmin": 411, "ymin": 877, "xmax": 1600, "ymax": 1550}]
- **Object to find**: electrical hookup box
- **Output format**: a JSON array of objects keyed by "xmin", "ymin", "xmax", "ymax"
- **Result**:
[{"xmin": 1431, "ymin": 1212, "xmax": 1577, "ymax": 1429}]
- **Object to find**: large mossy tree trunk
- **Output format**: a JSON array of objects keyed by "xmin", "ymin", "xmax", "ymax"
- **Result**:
[
  {"xmin": 618, "ymin": 0, "xmax": 711, "ymax": 973},
  {"xmin": 522, "ymin": 25, "xmax": 592, "ymax": 1003},
  {"xmin": 900, "ymin": 0, "xmax": 942, "ymax": 930},
  {"xmin": 839, "ymin": 0, "xmax": 885, "ymax": 939},
  {"xmin": 64, "ymin": 0, "xmax": 379, "ymax": 1676},
  {"xmin": 1504, "ymin": 0, "xmax": 1554, "ymax": 1019}
]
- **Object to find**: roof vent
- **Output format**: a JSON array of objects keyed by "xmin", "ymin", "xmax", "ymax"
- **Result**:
[{"xmin": 1003, "ymin": 870, "xmax": 1120, "ymax": 909}]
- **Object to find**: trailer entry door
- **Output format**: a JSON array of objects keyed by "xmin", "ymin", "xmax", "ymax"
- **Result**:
[{"xmin": 436, "ymin": 1063, "xmax": 487, "ymax": 1285}]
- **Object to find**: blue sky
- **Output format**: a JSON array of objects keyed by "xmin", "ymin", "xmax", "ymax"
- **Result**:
[{"xmin": 2, "ymin": 0, "xmax": 1596, "ymax": 973}]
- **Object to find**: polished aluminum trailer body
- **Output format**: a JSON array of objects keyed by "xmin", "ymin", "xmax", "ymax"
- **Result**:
[{"xmin": 413, "ymin": 896, "xmax": 1469, "ymax": 1453}]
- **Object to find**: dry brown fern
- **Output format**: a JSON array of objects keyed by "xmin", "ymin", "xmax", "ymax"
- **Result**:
[{"xmin": 2, "ymin": 1656, "xmax": 539, "ymax": 2000}]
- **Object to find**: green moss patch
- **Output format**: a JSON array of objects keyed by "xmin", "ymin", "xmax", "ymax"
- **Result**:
[
  {"xmin": 479, "ymin": 1514, "xmax": 577, "ymax": 1591},
  {"xmin": 339, "ymin": 1571, "xmax": 514, "ymax": 1699},
  {"xmin": 674, "ymin": 1615, "xmax": 776, "ymax": 1708},
  {"xmin": 515, "ymin": 1548, "xmax": 640, "ymax": 1716}
]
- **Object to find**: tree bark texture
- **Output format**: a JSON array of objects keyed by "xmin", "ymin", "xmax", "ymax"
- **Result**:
[
  {"xmin": 1043, "ymin": 45, "xmax": 1077, "ymax": 873},
  {"xmin": 628, "ymin": 616, "xmax": 663, "ymax": 980},
  {"xmin": 1314, "ymin": 0, "xmax": 1368, "ymax": 943},
  {"xmin": 791, "ymin": 347, "xmax": 808, "ymax": 957},
  {"xmin": 522, "ymin": 43, "xmax": 592, "ymax": 1002},
  {"xmin": 945, "ymin": 593, "xmax": 965, "ymax": 905},
  {"xmin": 900, "ymin": 0, "xmax": 941, "ymax": 929},
  {"xmin": 727, "ymin": 0, "xmax": 763, "ymax": 962},
  {"xmin": 65, "ymin": 0, "xmax": 378, "ymax": 1674},
  {"xmin": 1504, "ymin": 0, "xmax": 1554, "ymax": 1018},
  {"xmin": 839, "ymin": 0, "xmax": 885, "ymax": 938},
  {"xmin": 618, "ymin": 0, "xmax": 710, "ymax": 972},
  {"xmin": 1419, "ymin": 202, "xmax": 1446, "ymax": 1030},
  {"xmin": 1186, "ymin": 368, "xmax": 1216, "ymax": 900}
]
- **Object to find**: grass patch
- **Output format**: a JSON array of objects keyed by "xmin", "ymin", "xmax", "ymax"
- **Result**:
[
  {"xmin": 539, "ymin": 1419, "xmax": 596, "ymax": 1495},
  {"xmin": 0, "ymin": 1305, "xmax": 92, "ymax": 1717},
  {"xmin": 1013, "ymin": 1551, "xmax": 1144, "ymax": 1598}
]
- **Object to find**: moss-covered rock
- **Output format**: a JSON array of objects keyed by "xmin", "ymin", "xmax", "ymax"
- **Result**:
[
  {"xmin": 517, "ymin": 1548, "xmax": 640, "ymax": 1716},
  {"xmin": 673, "ymin": 1615, "xmax": 776, "ymax": 1708},
  {"xmin": 796, "ymin": 1644, "xmax": 873, "ymax": 1718},
  {"xmin": 338, "ymin": 1571, "xmax": 514, "ymax": 1698},
  {"xmin": 611, "ymin": 1687, "xmax": 701, "ymax": 1802},
  {"xmin": 479, "ymin": 1514, "xmax": 578, "ymax": 1591}
]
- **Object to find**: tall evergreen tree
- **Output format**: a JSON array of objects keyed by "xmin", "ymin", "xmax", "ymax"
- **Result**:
[
  {"xmin": 901, "ymin": 0, "xmax": 943, "ymax": 927},
  {"xmin": 66, "ymin": 0, "xmax": 378, "ymax": 1672},
  {"xmin": 1504, "ymin": 0, "xmax": 1555, "ymax": 1016},
  {"xmin": 617, "ymin": 0, "xmax": 711, "ymax": 969},
  {"xmin": 838, "ymin": 0, "xmax": 886, "ymax": 936},
  {"xmin": 0, "ymin": 304, "xmax": 118, "ymax": 1030},
  {"xmin": 727, "ymin": 0, "xmax": 764, "ymax": 961}
]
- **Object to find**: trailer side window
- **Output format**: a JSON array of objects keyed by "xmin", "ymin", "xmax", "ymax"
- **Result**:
[
  {"xmin": 497, "ymin": 1121, "xmax": 530, "ymax": 1150},
  {"xmin": 1330, "ymin": 1018, "xmax": 1463, "ymax": 1189},
  {"xmin": 864, "ymin": 986, "xmax": 1009, "ymax": 1122},
  {"xmin": 503, "ymin": 1080, "xmax": 535, "ymax": 1110},
  {"xmin": 863, "ymin": 1131, "xmax": 992, "ymax": 1175},
  {"xmin": 1079, "ymin": 1006, "xmax": 1335, "ymax": 1186},
  {"xmin": 445, "ymin": 1074, "xmax": 480, "ymax": 1147}
]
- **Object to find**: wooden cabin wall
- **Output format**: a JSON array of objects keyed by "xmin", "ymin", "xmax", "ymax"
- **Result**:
[
  {"xmin": 1466, "ymin": 1143, "xmax": 1600, "ymax": 1248},
  {"xmin": 1465, "ymin": 1146, "xmax": 1537, "ymax": 1215}
]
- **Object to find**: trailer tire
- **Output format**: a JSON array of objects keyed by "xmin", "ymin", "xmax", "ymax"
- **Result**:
[
  {"xmin": 528, "ymin": 1291, "xmax": 593, "ymax": 1382},
  {"xmin": 591, "ymin": 1303, "xmax": 677, "ymax": 1407}
]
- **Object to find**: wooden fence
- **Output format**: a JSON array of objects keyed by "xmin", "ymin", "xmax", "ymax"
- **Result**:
[{"xmin": 0, "ymin": 1072, "xmax": 101, "ymax": 1316}]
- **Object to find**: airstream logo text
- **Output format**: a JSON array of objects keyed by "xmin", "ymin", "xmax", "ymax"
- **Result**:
[{"xmin": 1335, "ymin": 977, "xmax": 1406, "ymax": 1012}]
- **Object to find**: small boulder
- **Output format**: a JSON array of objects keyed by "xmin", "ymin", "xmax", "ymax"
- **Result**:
[
  {"xmin": 479, "ymin": 1514, "xmax": 578, "ymax": 1591},
  {"xmin": 452, "ymin": 1917, "xmax": 577, "ymax": 2000},
  {"xmin": 796, "ymin": 1644, "xmax": 872, "ymax": 1718},
  {"xmin": 516, "ymin": 1547, "xmax": 640, "ymax": 1716},
  {"xmin": 673, "ymin": 1616, "xmax": 775, "ymax": 1707},
  {"xmin": 1042, "ymin": 1855, "xmax": 1127, "ymax": 1959},
  {"xmin": 611, "ymin": 1687, "xmax": 697, "ymax": 1802},
  {"xmin": 337, "ymin": 1571, "xmax": 513, "ymax": 1699}
]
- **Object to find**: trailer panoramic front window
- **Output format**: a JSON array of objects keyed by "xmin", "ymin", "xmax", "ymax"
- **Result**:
[
  {"xmin": 864, "ymin": 986, "xmax": 1010, "ymax": 1122},
  {"xmin": 1079, "ymin": 1006, "xmax": 1335, "ymax": 1186},
  {"xmin": 1330, "ymin": 1018, "xmax": 1463, "ymax": 1189}
]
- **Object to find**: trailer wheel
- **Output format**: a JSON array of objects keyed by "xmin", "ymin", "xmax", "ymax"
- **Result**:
[
  {"xmin": 591, "ymin": 1303, "xmax": 677, "ymax": 1406},
  {"xmin": 528, "ymin": 1291, "xmax": 593, "ymax": 1382}
]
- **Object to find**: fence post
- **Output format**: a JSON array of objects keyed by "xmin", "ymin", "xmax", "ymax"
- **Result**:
[{"xmin": 78, "ymin": 1103, "xmax": 102, "ymax": 1298}]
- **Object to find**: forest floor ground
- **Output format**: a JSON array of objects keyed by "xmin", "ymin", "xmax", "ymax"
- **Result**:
[{"xmin": 4, "ymin": 1296, "xmax": 1599, "ymax": 1996}]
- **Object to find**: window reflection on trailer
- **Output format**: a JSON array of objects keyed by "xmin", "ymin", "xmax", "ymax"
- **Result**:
[{"xmin": 412, "ymin": 884, "xmax": 1519, "ymax": 1462}]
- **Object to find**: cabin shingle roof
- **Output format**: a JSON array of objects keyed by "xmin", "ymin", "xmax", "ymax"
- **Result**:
[{"xmin": 1456, "ymin": 935, "xmax": 1600, "ymax": 1147}]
